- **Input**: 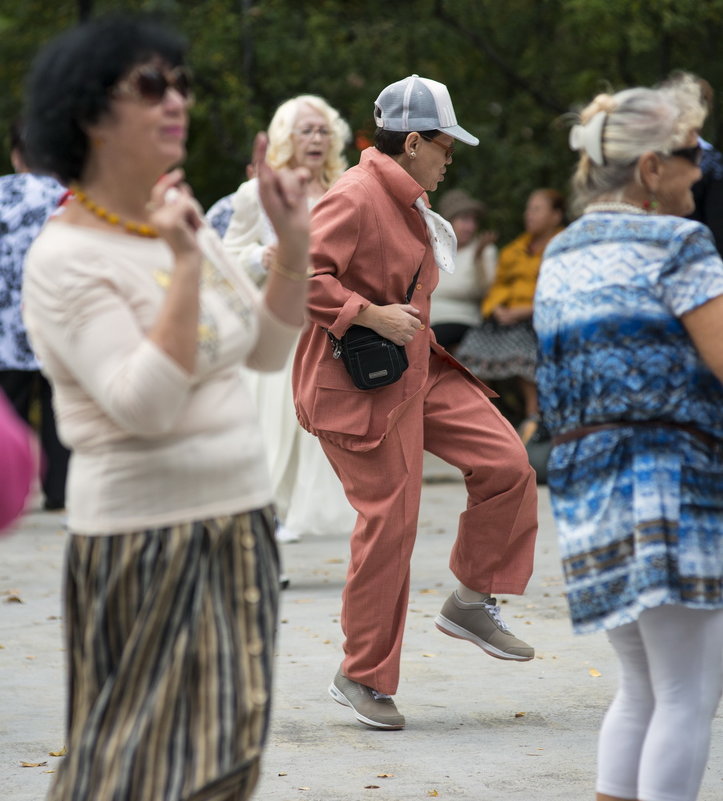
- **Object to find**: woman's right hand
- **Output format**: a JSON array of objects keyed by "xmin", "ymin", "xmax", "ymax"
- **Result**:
[
  {"xmin": 353, "ymin": 303, "xmax": 422, "ymax": 346},
  {"xmin": 147, "ymin": 169, "xmax": 203, "ymax": 264}
]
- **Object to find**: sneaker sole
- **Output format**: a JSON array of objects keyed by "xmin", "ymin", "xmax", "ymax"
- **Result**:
[
  {"xmin": 328, "ymin": 683, "xmax": 405, "ymax": 730},
  {"xmin": 434, "ymin": 614, "xmax": 534, "ymax": 661}
]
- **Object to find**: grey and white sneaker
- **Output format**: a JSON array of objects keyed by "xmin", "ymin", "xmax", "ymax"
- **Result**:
[
  {"xmin": 435, "ymin": 591, "xmax": 534, "ymax": 661},
  {"xmin": 328, "ymin": 669, "xmax": 405, "ymax": 730}
]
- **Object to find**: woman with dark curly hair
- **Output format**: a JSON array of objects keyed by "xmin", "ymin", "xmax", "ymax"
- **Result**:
[{"xmin": 22, "ymin": 13, "xmax": 310, "ymax": 801}]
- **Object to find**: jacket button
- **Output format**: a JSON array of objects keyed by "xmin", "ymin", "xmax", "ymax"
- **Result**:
[
  {"xmin": 419, "ymin": 324, "xmax": 425, "ymax": 330},
  {"xmin": 416, "ymin": 282, "xmax": 423, "ymax": 290}
]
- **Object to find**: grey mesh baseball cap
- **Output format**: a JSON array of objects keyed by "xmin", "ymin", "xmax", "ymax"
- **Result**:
[{"xmin": 374, "ymin": 74, "xmax": 479, "ymax": 146}]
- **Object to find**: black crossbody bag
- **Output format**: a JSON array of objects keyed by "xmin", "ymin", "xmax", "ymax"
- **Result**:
[{"xmin": 326, "ymin": 267, "xmax": 422, "ymax": 391}]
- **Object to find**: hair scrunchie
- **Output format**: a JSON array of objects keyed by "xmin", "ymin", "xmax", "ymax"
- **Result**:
[{"xmin": 569, "ymin": 110, "xmax": 607, "ymax": 166}]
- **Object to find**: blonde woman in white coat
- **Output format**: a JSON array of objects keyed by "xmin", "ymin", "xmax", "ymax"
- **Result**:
[{"xmin": 224, "ymin": 94, "xmax": 356, "ymax": 543}]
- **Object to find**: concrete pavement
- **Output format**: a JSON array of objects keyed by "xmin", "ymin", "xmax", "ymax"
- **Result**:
[{"xmin": 1, "ymin": 457, "xmax": 721, "ymax": 800}]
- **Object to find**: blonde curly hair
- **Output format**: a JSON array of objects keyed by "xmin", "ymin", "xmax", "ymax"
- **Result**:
[
  {"xmin": 569, "ymin": 73, "xmax": 706, "ymax": 215},
  {"xmin": 266, "ymin": 94, "xmax": 351, "ymax": 189}
]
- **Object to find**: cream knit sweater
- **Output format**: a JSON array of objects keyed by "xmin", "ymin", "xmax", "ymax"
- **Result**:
[{"xmin": 23, "ymin": 221, "xmax": 302, "ymax": 534}]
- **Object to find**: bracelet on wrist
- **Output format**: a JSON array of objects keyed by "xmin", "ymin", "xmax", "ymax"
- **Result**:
[{"xmin": 269, "ymin": 259, "xmax": 310, "ymax": 282}]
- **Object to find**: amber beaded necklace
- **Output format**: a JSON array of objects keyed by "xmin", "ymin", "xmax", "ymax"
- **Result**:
[{"xmin": 70, "ymin": 185, "xmax": 159, "ymax": 238}]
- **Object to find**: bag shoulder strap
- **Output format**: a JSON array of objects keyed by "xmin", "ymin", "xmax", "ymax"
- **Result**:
[
  {"xmin": 326, "ymin": 264, "xmax": 423, "ymax": 351},
  {"xmin": 404, "ymin": 266, "xmax": 422, "ymax": 303}
]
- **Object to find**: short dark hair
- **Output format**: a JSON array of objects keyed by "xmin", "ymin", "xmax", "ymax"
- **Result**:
[
  {"xmin": 24, "ymin": 13, "xmax": 186, "ymax": 184},
  {"xmin": 374, "ymin": 127, "xmax": 440, "ymax": 156}
]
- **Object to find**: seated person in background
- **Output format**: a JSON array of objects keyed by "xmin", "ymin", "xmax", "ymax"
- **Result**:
[
  {"xmin": 430, "ymin": 188, "xmax": 498, "ymax": 352},
  {"xmin": 456, "ymin": 188, "xmax": 565, "ymax": 444}
]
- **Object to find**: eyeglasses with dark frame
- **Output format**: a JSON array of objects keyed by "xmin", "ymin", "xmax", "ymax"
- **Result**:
[
  {"xmin": 112, "ymin": 64, "xmax": 194, "ymax": 106},
  {"xmin": 669, "ymin": 145, "xmax": 703, "ymax": 167},
  {"xmin": 293, "ymin": 126, "xmax": 333, "ymax": 139},
  {"xmin": 420, "ymin": 133, "xmax": 455, "ymax": 161}
]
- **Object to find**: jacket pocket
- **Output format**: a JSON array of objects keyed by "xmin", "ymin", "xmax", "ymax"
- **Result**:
[{"xmin": 310, "ymin": 362, "xmax": 374, "ymax": 436}]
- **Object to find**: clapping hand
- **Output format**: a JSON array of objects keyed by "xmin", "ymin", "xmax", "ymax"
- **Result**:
[
  {"xmin": 254, "ymin": 132, "xmax": 310, "ymax": 268},
  {"xmin": 147, "ymin": 168, "xmax": 203, "ymax": 260}
]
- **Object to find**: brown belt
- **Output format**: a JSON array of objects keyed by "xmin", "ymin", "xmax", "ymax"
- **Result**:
[{"xmin": 552, "ymin": 420, "xmax": 721, "ymax": 451}]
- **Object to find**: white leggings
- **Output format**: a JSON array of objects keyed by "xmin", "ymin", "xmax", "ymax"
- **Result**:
[{"xmin": 597, "ymin": 604, "xmax": 723, "ymax": 801}]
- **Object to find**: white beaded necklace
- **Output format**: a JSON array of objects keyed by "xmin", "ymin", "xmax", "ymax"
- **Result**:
[{"xmin": 583, "ymin": 200, "xmax": 649, "ymax": 215}]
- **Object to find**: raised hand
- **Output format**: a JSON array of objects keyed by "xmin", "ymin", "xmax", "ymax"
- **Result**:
[
  {"xmin": 253, "ymin": 132, "xmax": 310, "ymax": 272},
  {"xmin": 147, "ymin": 168, "xmax": 203, "ymax": 261}
]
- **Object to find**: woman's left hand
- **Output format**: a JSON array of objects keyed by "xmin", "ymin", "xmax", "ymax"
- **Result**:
[
  {"xmin": 254, "ymin": 133, "xmax": 310, "ymax": 271},
  {"xmin": 493, "ymin": 305, "xmax": 533, "ymax": 326}
]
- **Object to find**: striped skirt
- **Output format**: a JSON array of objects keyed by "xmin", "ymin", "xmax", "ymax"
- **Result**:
[{"xmin": 48, "ymin": 508, "xmax": 279, "ymax": 801}]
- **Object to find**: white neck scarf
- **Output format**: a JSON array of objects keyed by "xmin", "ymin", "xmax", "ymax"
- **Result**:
[{"xmin": 414, "ymin": 197, "xmax": 457, "ymax": 273}]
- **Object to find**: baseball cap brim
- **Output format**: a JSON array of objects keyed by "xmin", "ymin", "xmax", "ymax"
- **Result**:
[{"xmin": 439, "ymin": 124, "xmax": 479, "ymax": 147}]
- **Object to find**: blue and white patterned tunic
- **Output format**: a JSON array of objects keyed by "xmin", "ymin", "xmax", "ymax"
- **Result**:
[
  {"xmin": 534, "ymin": 211, "xmax": 723, "ymax": 633},
  {"xmin": 0, "ymin": 173, "xmax": 64, "ymax": 370}
]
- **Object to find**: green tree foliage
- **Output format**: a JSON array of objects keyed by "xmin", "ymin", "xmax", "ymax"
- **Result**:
[{"xmin": 2, "ymin": 0, "xmax": 723, "ymax": 241}]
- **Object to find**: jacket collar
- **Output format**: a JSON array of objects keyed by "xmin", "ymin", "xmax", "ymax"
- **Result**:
[{"xmin": 358, "ymin": 146, "xmax": 426, "ymax": 208}]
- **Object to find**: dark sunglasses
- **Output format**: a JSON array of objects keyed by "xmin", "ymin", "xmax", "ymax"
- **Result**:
[
  {"xmin": 113, "ymin": 64, "xmax": 194, "ymax": 105},
  {"xmin": 669, "ymin": 145, "xmax": 703, "ymax": 166},
  {"xmin": 420, "ymin": 133, "xmax": 455, "ymax": 160}
]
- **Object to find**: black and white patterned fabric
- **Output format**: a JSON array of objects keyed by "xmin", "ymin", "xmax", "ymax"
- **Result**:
[{"xmin": 0, "ymin": 173, "xmax": 64, "ymax": 370}]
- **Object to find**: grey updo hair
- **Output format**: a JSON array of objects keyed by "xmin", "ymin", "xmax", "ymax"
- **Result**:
[{"xmin": 569, "ymin": 73, "xmax": 706, "ymax": 216}]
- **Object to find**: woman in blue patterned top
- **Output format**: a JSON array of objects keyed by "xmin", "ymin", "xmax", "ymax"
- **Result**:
[{"xmin": 534, "ymin": 75, "xmax": 723, "ymax": 801}]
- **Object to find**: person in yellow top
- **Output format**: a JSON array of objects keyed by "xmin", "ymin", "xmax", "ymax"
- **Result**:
[{"xmin": 456, "ymin": 188, "xmax": 565, "ymax": 444}]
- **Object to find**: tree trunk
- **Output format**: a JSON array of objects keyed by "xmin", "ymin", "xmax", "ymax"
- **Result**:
[{"xmin": 78, "ymin": 0, "xmax": 92, "ymax": 21}]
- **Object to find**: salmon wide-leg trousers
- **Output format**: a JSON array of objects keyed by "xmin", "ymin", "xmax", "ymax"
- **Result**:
[{"xmin": 319, "ymin": 354, "xmax": 538, "ymax": 695}]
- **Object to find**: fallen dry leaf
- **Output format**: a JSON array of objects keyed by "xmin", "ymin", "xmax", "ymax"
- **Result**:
[
  {"xmin": 514, "ymin": 712, "xmax": 526, "ymax": 718},
  {"xmin": 589, "ymin": 668, "xmax": 602, "ymax": 678},
  {"xmin": 376, "ymin": 773, "xmax": 394, "ymax": 778},
  {"xmin": 42, "ymin": 770, "xmax": 55, "ymax": 774},
  {"xmin": 418, "ymin": 588, "xmax": 439, "ymax": 595},
  {"xmin": 422, "ymin": 653, "xmax": 436, "ymax": 658},
  {"xmin": 49, "ymin": 746, "xmax": 67, "ymax": 757},
  {"xmin": 20, "ymin": 761, "xmax": 48, "ymax": 768},
  {"xmin": 364, "ymin": 785, "xmax": 380, "ymax": 789},
  {"xmin": 427, "ymin": 791, "xmax": 439, "ymax": 798},
  {"xmin": 277, "ymin": 771, "xmax": 287, "ymax": 776},
  {"xmin": 324, "ymin": 558, "xmax": 344, "ymax": 564},
  {"xmin": 5, "ymin": 595, "xmax": 23, "ymax": 604},
  {"xmin": 298, "ymin": 787, "xmax": 310, "ymax": 791}
]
